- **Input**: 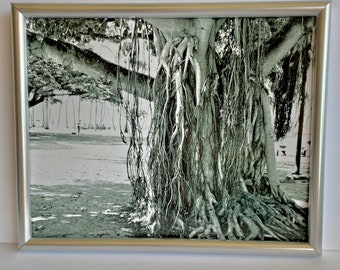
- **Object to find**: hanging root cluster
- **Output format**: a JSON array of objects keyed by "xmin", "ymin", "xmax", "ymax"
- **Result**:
[
  {"xmin": 143, "ymin": 34, "xmax": 204, "ymax": 237},
  {"xmin": 272, "ymin": 30, "xmax": 313, "ymax": 140},
  {"xmin": 115, "ymin": 18, "xmax": 151, "ymax": 208},
  {"xmin": 186, "ymin": 18, "xmax": 309, "ymax": 241},
  {"xmin": 125, "ymin": 18, "xmax": 312, "ymax": 241}
]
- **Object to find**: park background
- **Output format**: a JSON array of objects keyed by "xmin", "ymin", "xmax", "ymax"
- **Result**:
[{"xmin": 0, "ymin": 0, "xmax": 339, "ymax": 269}]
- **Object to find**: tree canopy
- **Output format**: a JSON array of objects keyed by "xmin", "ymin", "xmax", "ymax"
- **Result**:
[{"xmin": 27, "ymin": 49, "xmax": 121, "ymax": 107}]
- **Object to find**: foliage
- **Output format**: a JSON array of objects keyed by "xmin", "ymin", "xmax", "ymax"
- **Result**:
[
  {"xmin": 27, "ymin": 17, "xmax": 154, "ymax": 108},
  {"xmin": 28, "ymin": 17, "xmax": 153, "ymax": 45},
  {"xmin": 28, "ymin": 50, "xmax": 119, "ymax": 107},
  {"xmin": 272, "ymin": 37, "xmax": 313, "ymax": 140},
  {"xmin": 28, "ymin": 18, "xmax": 110, "ymax": 44}
]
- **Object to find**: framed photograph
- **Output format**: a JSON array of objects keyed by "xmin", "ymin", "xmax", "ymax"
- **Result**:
[{"xmin": 12, "ymin": 2, "xmax": 330, "ymax": 255}]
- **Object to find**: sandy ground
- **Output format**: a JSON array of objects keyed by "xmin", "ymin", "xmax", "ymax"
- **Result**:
[
  {"xmin": 29, "ymin": 132, "xmax": 129, "ymax": 186},
  {"xmin": 29, "ymin": 130, "xmax": 149, "ymax": 238}
]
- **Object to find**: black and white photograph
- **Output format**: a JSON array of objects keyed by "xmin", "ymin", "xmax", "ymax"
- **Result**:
[
  {"xmin": 25, "ymin": 14, "xmax": 315, "ymax": 242},
  {"xmin": 7, "ymin": 0, "xmax": 330, "ymax": 254}
]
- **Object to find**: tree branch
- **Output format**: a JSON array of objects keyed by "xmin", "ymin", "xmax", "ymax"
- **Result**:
[
  {"xmin": 263, "ymin": 17, "xmax": 314, "ymax": 76},
  {"xmin": 261, "ymin": 17, "xmax": 314, "ymax": 198}
]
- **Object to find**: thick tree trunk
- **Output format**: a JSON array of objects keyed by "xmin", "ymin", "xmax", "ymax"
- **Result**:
[
  {"xmin": 261, "ymin": 18, "xmax": 314, "ymax": 196},
  {"xmin": 135, "ymin": 17, "xmax": 313, "ymax": 240},
  {"xmin": 261, "ymin": 91, "xmax": 280, "ymax": 196}
]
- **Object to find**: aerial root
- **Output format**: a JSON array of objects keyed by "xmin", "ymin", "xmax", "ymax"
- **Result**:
[
  {"xmin": 239, "ymin": 213, "xmax": 260, "ymax": 240},
  {"xmin": 188, "ymin": 191, "xmax": 306, "ymax": 241},
  {"xmin": 222, "ymin": 192, "xmax": 307, "ymax": 241}
]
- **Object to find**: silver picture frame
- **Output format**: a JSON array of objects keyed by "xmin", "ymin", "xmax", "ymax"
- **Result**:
[{"xmin": 12, "ymin": 1, "xmax": 330, "ymax": 255}]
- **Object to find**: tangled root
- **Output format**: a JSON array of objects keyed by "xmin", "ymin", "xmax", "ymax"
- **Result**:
[{"xmin": 221, "ymin": 192, "xmax": 307, "ymax": 241}]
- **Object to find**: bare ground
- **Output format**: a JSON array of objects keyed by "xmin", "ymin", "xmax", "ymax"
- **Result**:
[
  {"xmin": 31, "ymin": 182, "xmax": 148, "ymax": 238},
  {"xmin": 29, "ymin": 131, "xmax": 309, "ymax": 239}
]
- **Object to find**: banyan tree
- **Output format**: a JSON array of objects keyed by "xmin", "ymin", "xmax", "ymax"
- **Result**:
[
  {"xmin": 28, "ymin": 16, "xmax": 315, "ymax": 241},
  {"xmin": 125, "ymin": 17, "xmax": 314, "ymax": 241}
]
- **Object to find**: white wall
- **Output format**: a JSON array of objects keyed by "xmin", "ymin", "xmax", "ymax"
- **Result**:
[{"xmin": 1, "ymin": 0, "xmax": 339, "ymax": 269}]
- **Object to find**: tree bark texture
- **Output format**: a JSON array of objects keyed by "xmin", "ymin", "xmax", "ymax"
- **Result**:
[{"xmin": 130, "ymin": 17, "xmax": 314, "ymax": 240}]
